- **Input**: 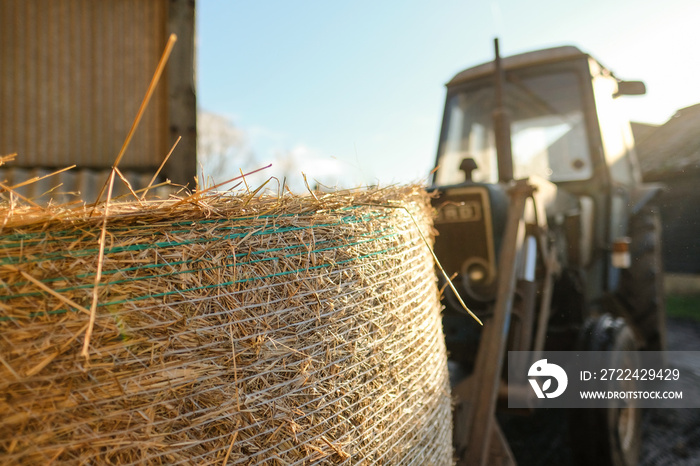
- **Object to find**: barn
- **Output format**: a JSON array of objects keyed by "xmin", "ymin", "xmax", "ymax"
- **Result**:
[
  {"xmin": 0, "ymin": 0, "xmax": 196, "ymax": 202},
  {"xmin": 635, "ymin": 103, "xmax": 700, "ymax": 274}
]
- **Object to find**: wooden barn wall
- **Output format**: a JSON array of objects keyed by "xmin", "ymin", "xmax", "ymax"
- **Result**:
[{"xmin": 0, "ymin": 0, "xmax": 170, "ymax": 171}]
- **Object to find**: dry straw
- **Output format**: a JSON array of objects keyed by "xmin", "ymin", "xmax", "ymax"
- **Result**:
[{"xmin": 0, "ymin": 184, "xmax": 453, "ymax": 465}]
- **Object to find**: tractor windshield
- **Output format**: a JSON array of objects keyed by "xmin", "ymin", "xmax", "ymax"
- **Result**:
[{"xmin": 434, "ymin": 69, "xmax": 592, "ymax": 185}]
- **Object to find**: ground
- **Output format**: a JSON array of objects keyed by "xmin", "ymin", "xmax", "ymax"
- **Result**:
[{"xmin": 639, "ymin": 317, "xmax": 700, "ymax": 465}]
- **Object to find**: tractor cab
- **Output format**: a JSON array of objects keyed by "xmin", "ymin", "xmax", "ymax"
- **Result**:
[
  {"xmin": 434, "ymin": 46, "xmax": 644, "ymax": 189},
  {"xmin": 435, "ymin": 47, "xmax": 595, "ymax": 187},
  {"xmin": 431, "ymin": 46, "xmax": 653, "ymax": 339}
]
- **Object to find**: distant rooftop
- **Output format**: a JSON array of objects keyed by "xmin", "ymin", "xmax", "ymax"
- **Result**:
[
  {"xmin": 636, "ymin": 103, "xmax": 700, "ymax": 178},
  {"xmin": 630, "ymin": 122, "xmax": 659, "ymax": 146}
]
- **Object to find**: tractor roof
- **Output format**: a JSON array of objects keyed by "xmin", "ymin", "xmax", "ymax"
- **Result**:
[{"xmin": 446, "ymin": 45, "xmax": 590, "ymax": 88}]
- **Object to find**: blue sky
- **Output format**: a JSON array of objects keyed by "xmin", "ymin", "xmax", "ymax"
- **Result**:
[{"xmin": 196, "ymin": 0, "xmax": 700, "ymax": 189}]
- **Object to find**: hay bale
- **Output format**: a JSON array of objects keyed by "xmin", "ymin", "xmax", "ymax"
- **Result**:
[{"xmin": 0, "ymin": 186, "xmax": 452, "ymax": 465}]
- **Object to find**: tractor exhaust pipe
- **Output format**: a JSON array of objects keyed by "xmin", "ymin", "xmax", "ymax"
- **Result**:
[{"xmin": 493, "ymin": 38, "xmax": 514, "ymax": 183}]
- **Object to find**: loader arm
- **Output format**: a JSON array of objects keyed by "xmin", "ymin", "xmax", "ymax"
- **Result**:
[{"xmin": 453, "ymin": 179, "xmax": 559, "ymax": 465}]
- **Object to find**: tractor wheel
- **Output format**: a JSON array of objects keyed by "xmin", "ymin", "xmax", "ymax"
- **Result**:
[
  {"xmin": 568, "ymin": 315, "xmax": 641, "ymax": 466},
  {"xmin": 617, "ymin": 206, "xmax": 667, "ymax": 351}
]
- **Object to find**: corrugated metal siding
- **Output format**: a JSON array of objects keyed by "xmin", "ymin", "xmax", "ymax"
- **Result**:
[
  {"xmin": 0, "ymin": 0, "xmax": 169, "ymax": 170},
  {"xmin": 0, "ymin": 166, "xmax": 159, "ymax": 205}
]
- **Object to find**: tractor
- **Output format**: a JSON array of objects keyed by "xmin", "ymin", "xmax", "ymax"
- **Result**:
[{"xmin": 429, "ymin": 40, "xmax": 666, "ymax": 466}]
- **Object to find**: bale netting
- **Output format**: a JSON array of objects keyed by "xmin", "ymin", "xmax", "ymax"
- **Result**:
[{"xmin": 0, "ymin": 185, "xmax": 453, "ymax": 465}]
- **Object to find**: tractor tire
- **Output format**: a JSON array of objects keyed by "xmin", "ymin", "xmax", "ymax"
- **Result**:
[
  {"xmin": 568, "ymin": 315, "xmax": 641, "ymax": 466},
  {"xmin": 617, "ymin": 206, "xmax": 667, "ymax": 351}
]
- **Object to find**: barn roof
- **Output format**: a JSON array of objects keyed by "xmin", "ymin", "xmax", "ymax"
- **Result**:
[{"xmin": 636, "ymin": 103, "xmax": 700, "ymax": 179}]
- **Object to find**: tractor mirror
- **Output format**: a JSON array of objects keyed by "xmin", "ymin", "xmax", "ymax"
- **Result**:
[{"xmin": 614, "ymin": 80, "xmax": 646, "ymax": 97}]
